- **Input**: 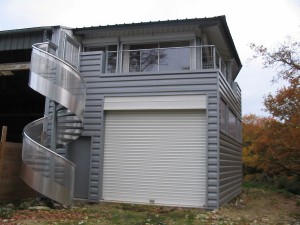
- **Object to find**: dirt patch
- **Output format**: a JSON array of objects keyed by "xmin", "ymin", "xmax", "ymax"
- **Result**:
[
  {"xmin": 1, "ymin": 188, "xmax": 299, "ymax": 225},
  {"xmin": 218, "ymin": 188, "xmax": 300, "ymax": 224}
]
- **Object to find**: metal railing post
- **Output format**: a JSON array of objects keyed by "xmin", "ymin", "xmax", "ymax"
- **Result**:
[
  {"xmin": 157, "ymin": 48, "xmax": 160, "ymax": 72},
  {"xmin": 213, "ymin": 47, "xmax": 216, "ymax": 69},
  {"xmin": 200, "ymin": 46, "xmax": 203, "ymax": 69}
]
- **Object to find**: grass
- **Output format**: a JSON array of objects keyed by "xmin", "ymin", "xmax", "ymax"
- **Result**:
[{"xmin": 243, "ymin": 180, "xmax": 296, "ymax": 198}]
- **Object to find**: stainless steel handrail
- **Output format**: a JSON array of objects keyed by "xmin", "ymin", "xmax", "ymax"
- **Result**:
[
  {"xmin": 30, "ymin": 43, "xmax": 86, "ymax": 120},
  {"xmin": 21, "ymin": 42, "xmax": 86, "ymax": 205},
  {"xmin": 104, "ymin": 45, "xmax": 230, "ymax": 79},
  {"xmin": 23, "ymin": 117, "xmax": 76, "ymax": 165}
]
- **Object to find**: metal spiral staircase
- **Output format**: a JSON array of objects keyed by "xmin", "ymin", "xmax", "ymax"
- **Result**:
[{"xmin": 21, "ymin": 42, "xmax": 86, "ymax": 205}]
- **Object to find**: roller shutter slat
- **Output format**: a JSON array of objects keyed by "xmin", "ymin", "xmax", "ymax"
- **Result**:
[{"xmin": 103, "ymin": 110, "xmax": 207, "ymax": 207}]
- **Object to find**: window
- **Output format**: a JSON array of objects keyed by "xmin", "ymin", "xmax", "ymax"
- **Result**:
[
  {"xmin": 159, "ymin": 41, "xmax": 190, "ymax": 71},
  {"xmin": 123, "ymin": 41, "xmax": 191, "ymax": 73},
  {"xmin": 129, "ymin": 44, "xmax": 158, "ymax": 72},
  {"xmin": 228, "ymin": 109, "xmax": 237, "ymax": 139},
  {"xmin": 237, "ymin": 119, "xmax": 242, "ymax": 142},
  {"xmin": 220, "ymin": 99, "xmax": 227, "ymax": 133}
]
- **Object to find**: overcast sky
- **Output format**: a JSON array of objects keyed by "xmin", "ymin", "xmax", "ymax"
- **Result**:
[{"xmin": 1, "ymin": 0, "xmax": 299, "ymax": 116}]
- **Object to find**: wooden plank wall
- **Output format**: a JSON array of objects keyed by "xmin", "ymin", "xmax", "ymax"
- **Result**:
[{"xmin": 0, "ymin": 126, "xmax": 37, "ymax": 202}]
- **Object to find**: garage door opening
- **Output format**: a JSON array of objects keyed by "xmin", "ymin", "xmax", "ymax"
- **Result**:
[{"xmin": 103, "ymin": 109, "xmax": 207, "ymax": 207}]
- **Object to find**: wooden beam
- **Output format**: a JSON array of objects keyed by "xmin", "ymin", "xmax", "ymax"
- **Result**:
[{"xmin": 0, "ymin": 62, "xmax": 30, "ymax": 71}]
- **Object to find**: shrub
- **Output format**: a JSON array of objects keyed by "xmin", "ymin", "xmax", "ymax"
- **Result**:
[{"xmin": 0, "ymin": 208, "xmax": 13, "ymax": 219}]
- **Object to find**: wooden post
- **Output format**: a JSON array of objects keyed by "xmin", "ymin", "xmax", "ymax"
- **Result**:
[
  {"xmin": 0, "ymin": 126, "xmax": 7, "ymax": 159},
  {"xmin": 0, "ymin": 126, "xmax": 7, "ymax": 176},
  {"xmin": 1, "ymin": 126, "xmax": 7, "ymax": 143}
]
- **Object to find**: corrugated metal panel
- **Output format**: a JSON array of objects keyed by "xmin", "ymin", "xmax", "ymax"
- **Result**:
[
  {"xmin": 103, "ymin": 110, "xmax": 207, "ymax": 207},
  {"xmin": 0, "ymin": 30, "xmax": 49, "ymax": 51}
]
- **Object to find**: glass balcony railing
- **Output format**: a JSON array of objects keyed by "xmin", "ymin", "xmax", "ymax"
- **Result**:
[{"xmin": 104, "ymin": 45, "xmax": 230, "ymax": 80}]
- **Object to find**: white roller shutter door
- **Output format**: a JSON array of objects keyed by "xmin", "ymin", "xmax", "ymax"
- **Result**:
[{"xmin": 103, "ymin": 110, "xmax": 207, "ymax": 207}]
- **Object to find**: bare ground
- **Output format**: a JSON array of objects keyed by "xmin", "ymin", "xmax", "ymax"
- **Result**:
[{"xmin": 0, "ymin": 187, "xmax": 299, "ymax": 225}]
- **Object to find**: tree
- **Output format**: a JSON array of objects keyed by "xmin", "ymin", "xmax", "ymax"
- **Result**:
[
  {"xmin": 242, "ymin": 114, "xmax": 298, "ymax": 178},
  {"xmin": 245, "ymin": 38, "xmax": 300, "ymax": 183},
  {"xmin": 250, "ymin": 38, "xmax": 300, "ymax": 121},
  {"xmin": 250, "ymin": 38, "xmax": 300, "ymax": 84},
  {"xmin": 242, "ymin": 114, "xmax": 266, "ymax": 176}
]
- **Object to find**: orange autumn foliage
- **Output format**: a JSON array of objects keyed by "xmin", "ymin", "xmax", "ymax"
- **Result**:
[
  {"xmin": 245, "ymin": 38, "xmax": 300, "ymax": 179},
  {"xmin": 243, "ymin": 114, "xmax": 300, "ymax": 177}
]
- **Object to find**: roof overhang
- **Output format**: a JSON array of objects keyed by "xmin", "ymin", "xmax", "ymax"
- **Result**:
[
  {"xmin": 0, "ymin": 26, "xmax": 59, "ymax": 51},
  {"xmin": 74, "ymin": 16, "xmax": 242, "ymax": 79}
]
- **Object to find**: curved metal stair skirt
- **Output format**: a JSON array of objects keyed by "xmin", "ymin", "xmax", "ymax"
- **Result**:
[{"xmin": 21, "ymin": 42, "xmax": 86, "ymax": 205}]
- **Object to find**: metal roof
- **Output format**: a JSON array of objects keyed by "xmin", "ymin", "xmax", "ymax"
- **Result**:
[
  {"xmin": 0, "ymin": 16, "xmax": 242, "ymax": 73},
  {"xmin": 74, "ymin": 16, "xmax": 226, "ymax": 33},
  {"xmin": 0, "ymin": 27, "xmax": 54, "ymax": 51},
  {"xmin": 74, "ymin": 15, "xmax": 242, "ymax": 71}
]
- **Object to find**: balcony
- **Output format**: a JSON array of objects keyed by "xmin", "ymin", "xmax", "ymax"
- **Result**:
[{"xmin": 103, "ymin": 45, "xmax": 231, "ymax": 81}]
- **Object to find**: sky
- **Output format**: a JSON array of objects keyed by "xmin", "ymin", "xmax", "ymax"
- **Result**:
[{"xmin": 0, "ymin": 0, "xmax": 299, "ymax": 116}]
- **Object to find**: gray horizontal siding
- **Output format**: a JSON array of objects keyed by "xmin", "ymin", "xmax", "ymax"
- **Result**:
[
  {"xmin": 206, "ymin": 93, "xmax": 219, "ymax": 209},
  {"xmin": 219, "ymin": 73, "xmax": 241, "ymax": 118},
  {"xmin": 219, "ymin": 133, "xmax": 242, "ymax": 206},
  {"xmin": 80, "ymin": 51, "xmax": 220, "ymax": 208},
  {"xmin": 232, "ymin": 82, "xmax": 241, "ymax": 106},
  {"xmin": 218, "ymin": 72, "xmax": 242, "ymax": 207},
  {"xmin": 80, "ymin": 51, "xmax": 104, "ymax": 202}
]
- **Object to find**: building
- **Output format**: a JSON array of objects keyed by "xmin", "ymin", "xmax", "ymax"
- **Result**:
[{"xmin": 0, "ymin": 15, "xmax": 242, "ymax": 209}]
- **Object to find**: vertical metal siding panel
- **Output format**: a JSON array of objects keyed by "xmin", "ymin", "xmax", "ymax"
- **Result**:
[
  {"xmin": 0, "ymin": 36, "xmax": 4, "ymax": 51},
  {"xmin": 0, "ymin": 31, "xmax": 48, "ymax": 51},
  {"xmin": 36, "ymin": 32, "xmax": 44, "ymax": 43},
  {"xmin": 4, "ymin": 35, "xmax": 11, "ymax": 50},
  {"xmin": 16, "ymin": 33, "xmax": 24, "ymax": 49},
  {"xmin": 23, "ymin": 35, "xmax": 31, "ymax": 49},
  {"xmin": 29, "ymin": 33, "xmax": 37, "ymax": 49},
  {"xmin": 50, "ymin": 27, "xmax": 60, "ymax": 47},
  {"xmin": 10, "ymin": 35, "xmax": 18, "ymax": 50}
]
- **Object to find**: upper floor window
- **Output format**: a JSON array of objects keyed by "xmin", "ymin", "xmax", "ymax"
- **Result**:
[
  {"xmin": 220, "ymin": 100, "xmax": 241, "ymax": 143},
  {"xmin": 220, "ymin": 99, "xmax": 227, "ymax": 133},
  {"xmin": 123, "ymin": 41, "xmax": 191, "ymax": 73},
  {"xmin": 83, "ymin": 40, "xmax": 232, "ymax": 85},
  {"xmin": 228, "ymin": 109, "xmax": 237, "ymax": 139}
]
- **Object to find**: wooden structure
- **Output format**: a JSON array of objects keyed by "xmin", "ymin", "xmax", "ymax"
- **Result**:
[{"xmin": 0, "ymin": 126, "xmax": 37, "ymax": 202}]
